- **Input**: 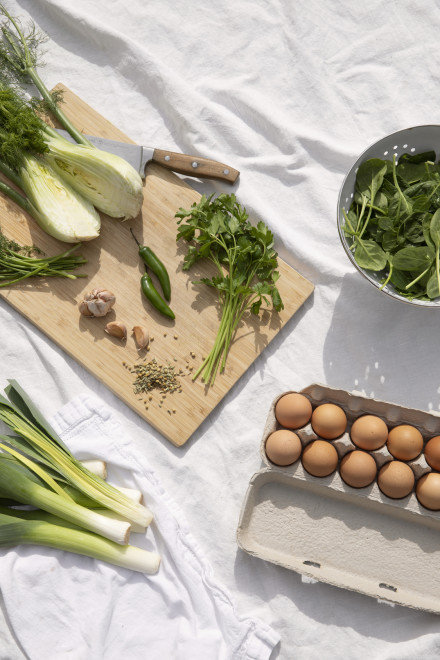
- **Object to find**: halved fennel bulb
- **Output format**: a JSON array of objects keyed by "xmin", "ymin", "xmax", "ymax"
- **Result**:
[
  {"xmin": 44, "ymin": 135, "xmax": 144, "ymax": 220},
  {"xmin": 19, "ymin": 154, "xmax": 101, "ymax": 243}
]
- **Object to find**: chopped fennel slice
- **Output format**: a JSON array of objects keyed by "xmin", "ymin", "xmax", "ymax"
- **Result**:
[
  {"xmin": 44, "ymin": 135, "xmax": 144, "ymax": 220},
  {"xmin": 19, "ymin": 154, "xmax": 101, "ymax": 243}
]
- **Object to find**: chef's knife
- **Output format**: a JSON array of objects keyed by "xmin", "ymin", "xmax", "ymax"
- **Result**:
[{"xmin": 55, "ymin": 129, "xmax": 239, "ymax": 184}]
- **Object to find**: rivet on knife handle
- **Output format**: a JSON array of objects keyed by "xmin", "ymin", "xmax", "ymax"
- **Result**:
[{"xmin": 153, "ymin": 149, "xmax": 239, "ymax": 184}]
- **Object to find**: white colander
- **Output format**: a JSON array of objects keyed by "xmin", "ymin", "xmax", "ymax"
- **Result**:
[{"xmin": 337, "ymin": 125, "xmax": 440, "ymax": 307}]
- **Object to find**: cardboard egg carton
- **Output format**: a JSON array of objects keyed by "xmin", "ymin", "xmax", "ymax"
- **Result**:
[{"xmin": 237, "ymin": 384, "xmax": 440, "ymax": 613}]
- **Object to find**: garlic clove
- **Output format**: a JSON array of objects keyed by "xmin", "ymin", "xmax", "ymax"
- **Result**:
[
  {"xmin": 79, "ymin": 301, "xmax": 94, "ymax": 317},
  {"xmin": 89, "ymin": 289, "xmax": 115, "ymax": 305},
  {"xmin": 105, "ymin": 321, "xmax": 127, "ymax": 340},
  {"xmin": 79, "ymin": 288, "xmax": 116, "ymax": 317},
  {"xmin": 86, "ymin": 300, "xmax": 112, "ymax": 317},
  {"xmin": 132, "ymin": 325, "xmax": 149, "ymax": 349}
]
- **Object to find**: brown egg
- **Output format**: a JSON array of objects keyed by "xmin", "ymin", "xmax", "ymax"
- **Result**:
[
  {"xmin": 265, "ymin": 430, "xmax": 302, "ymax": 467},
  {"xmin": 424, "ymin": 436, "xmax": 440, "ymax": 471},
  {"xmin": 378, "ymin": 460, "xmax": 415, "ymax": 499},
  {"xmin": 274, "ymin": 392, "xmax": 312, "ymax": 429},
  {"xmin": 387, "ymin": 425, "xmax": 423, "ymax": 461},
  {"xmin": 301, "ymin": 440, "xmax": 339, "ymax": 477},
  {"xmin": 416, "ymin": 472, "xmax": 440, "ymax": 511},
  {"xmin": 350, "ymin": 415, "xmax": 388, "ymax": 451},
  {"xmin": 339, "ymin": 450, "xmax": 377, "ymax": 488},
  {"xmin": 311, "ymin": 403, "xmax": 347, "ymax": 440}
]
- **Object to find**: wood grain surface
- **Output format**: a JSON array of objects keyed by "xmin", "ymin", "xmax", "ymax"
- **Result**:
[{"xmin": 0, "ymin": 85, "xmax": 314, "ymax": 446}]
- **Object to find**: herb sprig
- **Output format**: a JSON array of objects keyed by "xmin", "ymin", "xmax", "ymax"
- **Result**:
[
  {"xmin": 343, "ymin": 151, "xmax": 440, "ymax": 300},
  {"xmin": 0, "ymin": 5, "xmax": 91, "ymax": 147},
  {"xmin": 176, "ymin": 193, "xmax": 283, "ymax": 386},
  {"xmin": 0, "ymin": 228, "xmax": 87, "ymax": 286}
]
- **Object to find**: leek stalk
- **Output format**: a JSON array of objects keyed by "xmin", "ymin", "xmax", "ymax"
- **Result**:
[
  {"xmin": 80, "ymin": 459, "xmax": 107, "ymax": 480},
  {"xmin": 0, "ymin": 510, "xmax": 160, "ymax": 574},
  {"xmin": 0, "ymin": 381, "xmax": 153, "ymax": 529},
  {"xmin": 0, "ymin": 382, "xmax": 162, "ymax": 572},
  {"xmin": 0, "ymin": 458, "xmax": 130, "ymax": 545}
]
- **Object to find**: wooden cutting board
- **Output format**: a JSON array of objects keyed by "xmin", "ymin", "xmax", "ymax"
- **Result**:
[{"xmin": 0, "ymin": 85, "xmax": 314, "ymax": 446}]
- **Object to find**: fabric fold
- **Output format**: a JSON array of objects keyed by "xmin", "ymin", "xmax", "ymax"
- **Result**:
[{"xmin": 0, "ymin": 394, "xmax": 279, "ymax": 660}]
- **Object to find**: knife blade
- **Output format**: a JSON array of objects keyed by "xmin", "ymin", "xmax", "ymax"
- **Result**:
[{"xmin": 55, "ymin": 129, "xmax": 239, "ymax": 184}]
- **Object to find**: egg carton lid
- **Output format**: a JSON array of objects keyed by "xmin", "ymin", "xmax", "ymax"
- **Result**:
[{"xmin": 237, "ymin": 383, "xmax": 440, "ymax": 613}]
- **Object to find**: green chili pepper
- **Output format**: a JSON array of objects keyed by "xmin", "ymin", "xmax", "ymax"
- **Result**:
[
  {"xmin": 130, "ymin": 229, "xmax": 175, "ymax": 318},
  {"xmin": 130, "ymin": 229, "xmax": 171, "ymax": 301},
  {"xmin": 141, "ymin": 273, "xmax": 175, "ymax": 319}
]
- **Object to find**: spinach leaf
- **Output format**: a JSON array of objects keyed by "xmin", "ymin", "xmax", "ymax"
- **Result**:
[
  {"xmin": 430, "ymin": 208, "xmax": 440, "ymax": 247},
  {"xmin": 353, "ymin": 237, "xmax": 387, "ymax": 271},
  {"xmin": 397, "ymin": 157, "xmax": 438, "ymax": 185},
  {"xmin": 427, "ymin": 271, "xmax": 440, "ymax": 299},
  {"xmin": 356, "ymin": 159, "xmax": 388, "ymax": 201},
  {"xmin": 429, "ymin": 209, "xmax": 440, "ymax": 297},
  {"xmin": 381, "ymin": 230, "xmax": 401, "ymax": 252},
  {"xmin": 378, "ymin": 216, "xmax": 394, "ymax": 231},
  {"xmin": 390, "ymin": 268, "xmax": 415, "ymax": 290},
  {"xmin": 399, "ymin": 151, "xmax": 436, "ymax": 164},
  {"xmin": 392, "ymin": 245, "xmax": 435, "ymax": 271}
]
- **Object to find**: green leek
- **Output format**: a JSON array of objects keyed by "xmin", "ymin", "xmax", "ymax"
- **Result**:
[
  {"xmin": 0, "ymin": 381, "xmax": 153, "ymax": 529},
  {"xmin": 0, "ymin": 457, "xmax": 130, "ymax": 544},
  {"xmin": 0, "ymin": 509, "xmax": 160, "ymax": 574}
]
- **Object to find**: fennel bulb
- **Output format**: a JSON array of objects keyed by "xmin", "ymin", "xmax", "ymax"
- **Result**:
[
  {"xmin": 19, "ymin": 154, "xmax": 101, "ymax": 243},
  {"xmin": 44, "ymin": 134, "xmax": 144, "ymax": 220}
]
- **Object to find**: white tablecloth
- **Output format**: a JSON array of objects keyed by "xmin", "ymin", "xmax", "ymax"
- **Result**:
[{"xmin": 1, "ymin": 1, "xmax": 440, "ymax": 658}]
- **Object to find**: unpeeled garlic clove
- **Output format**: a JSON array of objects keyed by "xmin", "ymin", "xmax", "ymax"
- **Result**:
[
  {"xmin": 105, "ymin": 321, "xmax": 127, "ymax": 340},
  {"xmin": 79, "ymin": 288, "xmax": 116, "ymax": 317},
  {"xmin": 85, "ymin": 288, "xmax": 115, "ymax": 304},
  {"xmin": 79, "ymin": 301, "xmax": 94, "ymax": 317},
  {"xmin": 132, "ymin": 325, "xmax": 149, "ymax": 349}
]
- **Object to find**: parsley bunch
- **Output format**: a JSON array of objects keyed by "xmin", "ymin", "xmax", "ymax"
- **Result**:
[{"xmin": 176, "ymin": 193, "xmax": 283, "ymax": 386}]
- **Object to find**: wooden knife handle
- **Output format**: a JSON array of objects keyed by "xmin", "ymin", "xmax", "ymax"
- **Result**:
[{"xmin": 152, "ymin": 149, "xmax": 239, "ymax": 184}]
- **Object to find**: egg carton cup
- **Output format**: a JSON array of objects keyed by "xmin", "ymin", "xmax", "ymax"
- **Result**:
[{"xmin": 237, "ymin": 383, "xmax": 440, "ymax": 614}]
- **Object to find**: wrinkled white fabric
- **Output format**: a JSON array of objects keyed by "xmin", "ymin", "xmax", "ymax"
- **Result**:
[
  {"xmin": 0, "ymin": 0, "xmax": 440, "ymax": 658},
  {"xmin": 0, "ymin": 395, "xmax": 279, "ymax": 660}
]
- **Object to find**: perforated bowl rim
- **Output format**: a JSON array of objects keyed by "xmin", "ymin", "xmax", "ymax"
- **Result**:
[{"xmin": 337, "ymin": 124, "xmax": 440, "ymax": 308}]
